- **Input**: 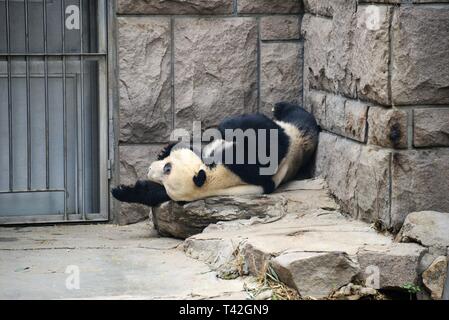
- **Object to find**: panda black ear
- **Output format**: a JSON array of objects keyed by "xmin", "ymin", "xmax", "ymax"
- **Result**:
[{"xmin": 193, "ymin": 169, "xmax": 207, "ymax": 187}]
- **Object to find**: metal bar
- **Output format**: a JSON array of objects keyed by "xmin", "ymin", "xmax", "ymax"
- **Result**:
[
  {"xmin": 107, "ymin": 0, "xmax": 118, "ymax": 222},
  {"xmin": 25, "ymin": 0, "xmax": 31, "ymax": 190},
  {"xmin": 0, "ymin": 213, "xmax": 107, "ymax": 225},
  {"xmin": 61, "ymin": 0, "xmax": 68, "ymax": 220},
  {"xmin": 74, "ymin": 73, "xmax": 79, "ymax": 216},
  {"xmin": 80, "ymin": 0, "xmax": 85, "ymax": 219},
  {"xmin": 0, "ymin": 189, "xmax": 66, "ymax": 194},
  {"xmin": 43, "ymin": 0, "xmax": 49, "ymax": 189},
  {"xmin": 98, "ymin": 57, "xmax": 108, "ymax": 218},
  {"xmin": 88, "ymin": 0, "xmax": 95, "ymax": 52},
  {"xmin": 0, "ymin": 74, "xmax": 78, "ymax": 79},
  {"xmin": 97, "ymin": 0, "xmax": 107, "ymax": 54},
  {"xmin": 98, "ymin": 0, "xmax": 108, "ymax": 219},
  {"xmin": 0, "ymin": 53, "xmax": 107, "ymax": 57},
  {"xmin": 5, "ymin": 0, "xmax": 13, "ymax": 192},
  {"xmin": 80, "ymin": 0, "xmax": 84, "ymax": 54}
]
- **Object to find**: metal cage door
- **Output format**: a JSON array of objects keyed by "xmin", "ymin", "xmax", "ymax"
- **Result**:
[{"xmin": 0, "ymin": 0, "xmax": 109, "ymax": 223}]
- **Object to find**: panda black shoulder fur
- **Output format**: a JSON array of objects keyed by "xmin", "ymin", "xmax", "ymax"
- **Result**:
[{"xmin": 112, "ymin": 102, "xmax": 319, "ymax": 207}]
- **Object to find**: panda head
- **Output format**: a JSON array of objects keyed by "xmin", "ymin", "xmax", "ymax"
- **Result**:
[{"xmin": 147, "ymin": 148, "xmax": 207, "ymax": 200}]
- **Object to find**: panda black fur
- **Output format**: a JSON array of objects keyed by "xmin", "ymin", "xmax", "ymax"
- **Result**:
[{"xmin": 112, "ymin": 102, "xmax": 319, "ymax": 207}]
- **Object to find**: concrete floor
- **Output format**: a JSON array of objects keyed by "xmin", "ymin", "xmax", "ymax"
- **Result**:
[{"xmin": 0, "ymin": 222, "xmax": 249, "ymax": 299}]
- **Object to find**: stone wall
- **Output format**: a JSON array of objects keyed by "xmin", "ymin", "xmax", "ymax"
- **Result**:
[
  {"xmin": 304, "ymin": 0, "xmax": 449, "ymax": 232},
  {"xmin": 115, "ymin": 0, "xmax": 303, "ymax": 224}
]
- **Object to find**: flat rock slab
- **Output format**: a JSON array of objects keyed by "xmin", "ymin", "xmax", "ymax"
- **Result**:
[{"xmin": 0, "ymin": 222, "xmax": 249, "ymax": 300}]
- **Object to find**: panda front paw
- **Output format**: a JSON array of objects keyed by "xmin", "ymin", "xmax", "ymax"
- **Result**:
[
  {"xmin": 111, "ymin": 180, "xmax": 171, "ymax": 207},
  {"xmin": 111, "ymin": 184, "xmax": 135, "ymax": 202}
]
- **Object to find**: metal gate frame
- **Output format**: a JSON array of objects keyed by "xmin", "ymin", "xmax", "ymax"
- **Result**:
[{"xmin": 0, "ymin": 0, "xmax": 112, "ymax": 224}]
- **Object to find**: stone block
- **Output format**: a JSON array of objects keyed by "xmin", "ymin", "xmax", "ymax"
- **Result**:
[
  {"xmin": 260, "ymin": 42, "xmax": 303, "ymax": 115},
  {"xmin": 392, "ymin": 7, "xmax": 449, "ymax": 105},
  {"xmin": 315, "ymin": 132, "xmax": 391, "ymax": 228},
  {"xmin": 301, "ymin": 14, "xmax": 335, "ymax": 94},
  {"xmin": 174, "ymin": 18, "xmax": 257, "ymax": 131},
  {"xmin": 352, "ymin": 5, "xmax": 392, "ymax": 105},
  {"xmin": 260, "ymin": 16, "xmax": 300, "ymax": 40},
  {"xmin": 357, "ymin": 243, "xmax": 426, "ymax": 289},
  {"xmin": 238, "ymin": 0, "xmax": 301, "ymax": 14},
  {"xmin": 344, "ymin": 100, "xmax": 368, "ymax": 142},
  {"xmin": 118, "ymin": 17, "xmax": 172, "ymax": 143},
  {"xmin": 302, "ymin": 4, "xmax": 392, "ymax": 105},
  {"xmin": 324, "ymin": 94, "xmax": 346, "ymax": 136},
  {"xmin": 368, "ymin": 107, "xmax": 408, "ymax": 149},
  {"xmin": 117, "ymin": 0, "xmax": 232, "ymax": 15},
  {"xmin": 304, "ymin": 90, "xmax": 326, "ymax": 120},
  {"xmin": 303, "ymin": 0, "xmax": 335, "ymax": 17},
  {"xmin": 414, "ymin": 108, "xmax": 449, "ymax": 147},
  {"xmin": 391, "ymin": 150, "xmax": 449, "ymax": 232},
  {"xmin": 398, "ymin": 211, "xmax": 449, "ymax": 249},
  {"xmin": 119, "ymin": 145, "xmax": 161, "ymax": 185},
  {"xmin": 305, "ymin": 91, "xmax": 367, "ymax": 142}
]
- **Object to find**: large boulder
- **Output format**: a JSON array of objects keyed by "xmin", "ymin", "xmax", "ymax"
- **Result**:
[
  {"xmin": 397, "ymin": 211, "xmax": 449, "ymax": 248},
  {"xmin": 152, "ymin": 179, "xmax": 334, "ymax": 239},
  {"xmin": 152, "ymin": 194, "xmax": 287, "ymax": 239}
]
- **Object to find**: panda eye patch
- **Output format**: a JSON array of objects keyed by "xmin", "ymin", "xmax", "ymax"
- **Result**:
[{"xmin": 163, "ymin": 163, "xmax": 172, "ymax": 175}]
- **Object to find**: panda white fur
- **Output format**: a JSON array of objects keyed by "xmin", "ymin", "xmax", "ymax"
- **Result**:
[{"xmin": 112, "ymin": 102, "xmax": 319, "ymax": 207}]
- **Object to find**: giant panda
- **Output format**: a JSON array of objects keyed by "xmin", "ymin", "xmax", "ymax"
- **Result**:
[{"xmin": 112, "ymin": 102, "xmax": 319, "ymax": 207}]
